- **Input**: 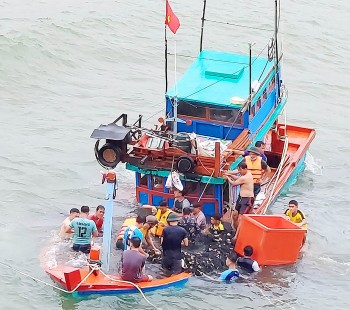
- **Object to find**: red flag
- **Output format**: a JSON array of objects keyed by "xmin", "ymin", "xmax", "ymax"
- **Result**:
[{"xmin": 165, "ymin": 0, "xmax": 180, "ymax": 34}]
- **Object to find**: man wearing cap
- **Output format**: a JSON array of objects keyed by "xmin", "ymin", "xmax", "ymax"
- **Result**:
[
  {"xmin": 226, "ymin": 146, "xmax": 268, "ymax": 196},
  {"xmin": 161, "ymin": 213, "xmax": 189, "ymax": 275},
  {"xmin": 232, "ymin": 141, "xmax": 268, "ymax": 162}
]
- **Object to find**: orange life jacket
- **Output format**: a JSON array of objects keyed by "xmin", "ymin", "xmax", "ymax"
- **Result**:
[{"xmin": 245, "ymin": 156, "xmax": 263, "ymax": 184}]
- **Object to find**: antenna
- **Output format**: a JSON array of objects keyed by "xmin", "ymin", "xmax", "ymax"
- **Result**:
[{"xmin": 199, "ymin": 0, "xmax": 207, "ymax": 52}]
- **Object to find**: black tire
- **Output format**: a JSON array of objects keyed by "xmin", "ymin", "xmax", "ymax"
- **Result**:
[
  {"xmin": 97, "ymin": 143, "xmax": 122, "ymax": 168},
  {"xmin": 176, "ymin": 155, "xmax": 195, "ymax": 173}
]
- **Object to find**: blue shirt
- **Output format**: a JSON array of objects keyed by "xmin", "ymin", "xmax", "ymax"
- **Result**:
[
  {"xmin": 123, "ymin": 226, "xmax": 143, "ymax": 250},
  {"xmin": 219, "ymin": 269, "xmax": 240, "ymax": 281},
  {"xmin": 69, "ymin": 218, "xmax": 97, "ymax": 245}
]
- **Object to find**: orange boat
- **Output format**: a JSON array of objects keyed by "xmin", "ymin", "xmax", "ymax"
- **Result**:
[{"xmin": 46, "ymin": 266, "xmax": 190, "ymax": 296}]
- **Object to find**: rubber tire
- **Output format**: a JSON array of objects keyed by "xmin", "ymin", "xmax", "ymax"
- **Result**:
[
  {"xmin": 176, "ymin": 155, "xmax": 195, "ymax": 173},
  {"xmin": 97, "ymin": 143, "xmax": 122, "ymax": 168}
]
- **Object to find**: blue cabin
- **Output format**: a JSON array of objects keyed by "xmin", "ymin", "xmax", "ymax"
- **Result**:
[
  {"xmin": 165, "ymin": 50, "xmax": 281, "ymax": 141},
  {"xmin": 126, "ymin": 49, "xmax": 285, "ymax": 217}
]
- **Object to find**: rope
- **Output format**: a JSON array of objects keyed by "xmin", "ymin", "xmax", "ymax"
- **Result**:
[
  {"xmin": 263, "ymin": 105, "xmax": 289, "ymax": 213},
  {"xmin": 0, "ymin": 261, "xmax": 97, "ymax": 294},
  {"xmin": 197, "ymin": 170, "xmax": 215, "ymax": 202},
  {"xmin": 0, "ymin": 261, "xmax": 160, "ymax": 310},
  {"xmin": 98, "ymin": 269, "xmax": 161, "ymax": 310}
]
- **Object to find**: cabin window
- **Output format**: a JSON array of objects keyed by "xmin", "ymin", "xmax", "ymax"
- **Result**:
[
  {"xmin": 184, "ymin": 181, "xmax": 200, "ymax": 196},
  {"xmin": 178, "ymin": 100, "xmax": 206, "ymax": 118},
  {"xmin": 139, "ymin": 174, "xmax": 148, "ymax": 187},
  {"xmin": 209, "ymin": 108, "xmax": 242, "ymax": 125},
  {"xmin": 255, "ymin": 98, "xmax": 261, "ymax": 113},
  {"xmin": 257, "ymin": 98, "xmax": 261, "ymax": 110},
  {"xmin": 249, "ymin": 105, "xmax": 255, "ymax": 119},
  {"xmin": 152, "ymin": 176, "xmax": 163, "ymax": 191},
  {"xmin": 262, "ymin": 89, "xmax": 268, "ymax": 101},
  {"xmin": 200, "ymin": 183, "xmax": 215, "ymax": 197}
]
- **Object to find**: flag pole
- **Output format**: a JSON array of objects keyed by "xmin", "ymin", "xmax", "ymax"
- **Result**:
[
  {"xmin": 199, "ymin": 0, "xmax": 207, "ymax": 52},
  {"xmin": 173, "ymin": 39, "xmax": 178, "ymax": 135},
  {"xmin": 165, "ymin": 24, "xmax": 168, "ymax": 92}
]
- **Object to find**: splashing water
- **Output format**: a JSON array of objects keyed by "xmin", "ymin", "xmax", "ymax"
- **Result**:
[{"xmin": 305, "ymin": 152, "xmax": 323, "ymax": 175}]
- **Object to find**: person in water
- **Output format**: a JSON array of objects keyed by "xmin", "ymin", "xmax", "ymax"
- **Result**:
[
  {"xmin": 161, "ymin": 213, "xmax": 188, "ymax": 276},
  {"xmin": 153, "ymin": 200, "xmax": 172, "ymax": 237},
  {"xmin": 122, "ymin": 215, "xmax": 161, "ymax": 255},
  {"xmin": 121, "ymin": 237, "xmax": 153, "ymax": 283},
  {"xmin": 206, "ymin": 213, "xmax": 225, "ymax": 238},
  {"xmin": 66, "ymin": 205, "xmax": 98, "ymax": 254},
  {"xmin": 59, "ymin": 208, "xmax": 80, "ymax": 239},
  {"xmin": 178, "ymin": 207, "xmax": 201, "ymax": 243},
  {"xmin": 284, "ymin": 200, "xmax": 307, "ymax": 229},
  {"xmin": 192, "ymin": 202, "xmax": 207, "ymax": 231},
  {"xmin": 172, "ymin": 189, "xmax": 191, "ymax": 215},
  {"xmin": 236, "ymin": 245, "xmax": 260, "ymax": 273},
  {"xmin": 88, "ymin": 205, "xmax": 105, "ymax": 236},
  {"xmin": 219, "ymin": 252, "xmax": 240, "ymax": 281}
]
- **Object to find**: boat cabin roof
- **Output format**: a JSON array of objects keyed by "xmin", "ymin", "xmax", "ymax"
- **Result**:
[{"xmin": 166, "ymin": 50, "xmax": 274, "ymax": 108}]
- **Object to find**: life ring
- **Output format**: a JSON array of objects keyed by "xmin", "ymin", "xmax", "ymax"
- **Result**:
[
  {"xmin": 176, "ymin": 155, "xmax": 195, "ymax": 174},
  {"xmin": 97, "ymin": 142, "xmax": 122, "ymax": 168}
]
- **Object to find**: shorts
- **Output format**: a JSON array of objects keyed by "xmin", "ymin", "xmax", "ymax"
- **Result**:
[
  {"xmin": 135, "ymin": 274, "xmax": 152, "ymax": 283},
  {"xmin": 162, "ymin": 256, "xmax": 183, "ymax": 275},
  {"xmin": 235, "ymin": 196, "xmax": 254, "ymax": 215},
  {"xmin": 72, "ymin": 243, "xmax": 91, "ymax": 254},
  {"xmin": 253, "ymin": 184, "xmax": 261, "ymax": 196}
]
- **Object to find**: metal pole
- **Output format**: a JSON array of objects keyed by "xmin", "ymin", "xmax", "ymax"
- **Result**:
[
  {"xmin": 199, "ymin": 0, "xmax": 207, "ymax": 52},
  {"xmin": 274, "ymin": 0, "xmax": 280, "ymax": 98},
  {"xmin": 101, "ymin": 171, "xmax": 117, "ymax": 271},
  {"xmin": 165, "ymin": 25, "xmax": 168, "ymax": 92}
]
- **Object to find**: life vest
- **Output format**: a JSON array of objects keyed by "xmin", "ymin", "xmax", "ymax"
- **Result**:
[
  {"xmin": 245, "ymin": 156, "xmax": 263, "ymax": 184},
  {"xmin": 236, "ymin": 257, "xmax": 255, "ymax": 273},
  {"xmin": 152, "ymin": 209, "xmax": 172, "ymax": 237}
]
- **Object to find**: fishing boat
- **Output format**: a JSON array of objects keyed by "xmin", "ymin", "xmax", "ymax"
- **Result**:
[
  {"xmin": 91, "ymin": 2, "xmax": 315, "ymax": 218},
  {"xmin": 45, "ymin": 0, "xmax": 315, "ymax": 297}
]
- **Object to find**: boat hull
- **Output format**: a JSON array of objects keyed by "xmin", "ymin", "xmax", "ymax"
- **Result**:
[{"xmin": 46, "ymin": 266, "xmax": 190, "ymax": 295}]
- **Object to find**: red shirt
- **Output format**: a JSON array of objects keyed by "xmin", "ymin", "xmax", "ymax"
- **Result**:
[{"xmin": 89, "ymin": 214, "xmax": 104, "ymax": 231}]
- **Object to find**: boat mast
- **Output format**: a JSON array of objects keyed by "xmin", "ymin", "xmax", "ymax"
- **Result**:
[
  {"xmin": 165, "ymin": 24, "xmax": 168, "ymax": 92},
  {"xmin": 274, "ymin": 0, "xmax": 280, "ymax": 98},
  {"xmin": 101, "ymin": 171, "xmax": 117, "ymax": 271},
  {"xmin": 199, "ymin": 0, "xmax": 207, "ymax": 52}
]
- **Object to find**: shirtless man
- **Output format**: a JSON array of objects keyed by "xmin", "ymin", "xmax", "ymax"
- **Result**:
[
  {"xmin": 223, "ymin": 162, "xmax": 254, "ymax": 227},
  {"xmin": 59, "ymin": 208, "xmax": 80, "ymax": 239}
]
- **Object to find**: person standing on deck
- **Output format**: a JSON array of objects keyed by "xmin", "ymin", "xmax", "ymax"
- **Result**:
[
  {"xmin": 59, "ymin": 208, "xmax": 80, "ymax": 239},
  {"xmin": 88, "ymin": 205, "xmax": 105, "ymax": 236},
  {"xmin": 226, "ymin": 146, "xmax": 267, "ymax": 196},
  {"xmin": 233, "ymin": 141, "xmax": 268, "ymax": 162},
  {"xmin": 172, "ymin": 189, "xmax": 191, "ymax": 215},
  {"xmin": 66, "ymin": 205, "xmax": 98, "ymax": 254},
  {"xmin": 224, "ymin": 162, "xmax": 254, "ymax": 228}
]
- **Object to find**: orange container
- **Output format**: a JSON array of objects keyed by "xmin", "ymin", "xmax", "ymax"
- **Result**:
[
  {"xmin": 234, "ymin": 215, "xmax": 306, "ymax": 265},
  {"xmin": 89, "ymin": 247, "xmax": 100, "ymax": 261}
]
